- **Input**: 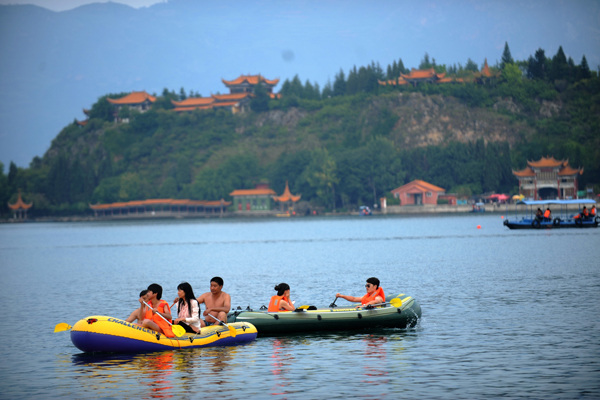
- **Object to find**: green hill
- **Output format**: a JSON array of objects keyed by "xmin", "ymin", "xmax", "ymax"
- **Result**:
[{"xmin": 2, "ymin": 55, "xmax": 599, "ymax": 218}]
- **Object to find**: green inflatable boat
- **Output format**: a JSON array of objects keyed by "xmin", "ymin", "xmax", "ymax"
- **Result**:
[{"xmin": 227, "ymin": 293, "xmax": 421, "ymax": 336}]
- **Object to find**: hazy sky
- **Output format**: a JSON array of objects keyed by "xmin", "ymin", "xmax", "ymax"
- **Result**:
[
  {"xmin": 1, "ymin": 0, "xmax": 599, "ymax": 167},
  {"xmin": 0, "ymin": 0, "xmax": 164, "ymax": 10}
]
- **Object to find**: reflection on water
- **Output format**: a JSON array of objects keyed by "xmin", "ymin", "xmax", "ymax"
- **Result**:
[{"xmin": 270, "ymin": 338, "xmax": 294, "ymax": 396}]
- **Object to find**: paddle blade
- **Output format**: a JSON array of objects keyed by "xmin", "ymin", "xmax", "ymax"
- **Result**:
[
  {"xmin": 54, "ymin": 322, "xmax": 72, "ymax": 333},
  {"xmin": 390, "ymin": 298, "xmax": 403, "ymax": 308},
  {"xmin": 227, "ymin": 324, "xmax": 237, "ymax": 337},
  {"xmin": 171, "ymin": 324, "xmax": 186, "ymax": 337}
]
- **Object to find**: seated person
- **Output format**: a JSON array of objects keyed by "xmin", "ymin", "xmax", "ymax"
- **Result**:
[
  {"xmin": 196, "ymin": 277, "xmax": 231, "ymax": 326},
  {"xmin": 336, "ymin": 277, "xmax": 385, "ymax": 307},
  {"xmin": 268, "ymin": 283, "xmax": 295, "ymax": 312},
  {"xmin": 591, "ymin": 205, "xmax": 597, "ymax": 217},
  {"xmin": 126, "ymin": 290, "xmax": 149, "ymax": 324},
  {"xmin": 543, "ymin": 208, "xmax": 551, "ymax": 221},
  {"xmin": 173, "ymin": 282, "xmax": 201, "ymax": 333},
  {"xmin": 535, "ymin": 208, "xmax": 543, "ymax": 221},
  {"xmin": 141, "ymin": 283, "xmax": 174, "ymax": 338}
]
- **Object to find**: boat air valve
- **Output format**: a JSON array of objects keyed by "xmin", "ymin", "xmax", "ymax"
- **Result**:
[
  {"xmin": 357, "ymin": 313, "xmax": 362, "ymax": 319},
  {"xmin": 317, "ymin": 315, "xmax": 322, "ymax": 321},
  {"xmin": 86, "ymin": 318, "xmax": 98, "ymax": 324}
]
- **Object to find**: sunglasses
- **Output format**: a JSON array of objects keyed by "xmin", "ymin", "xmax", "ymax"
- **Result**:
[{"xmin": 365, "ymin": 284, "xmax": 372, "ymax": 288}]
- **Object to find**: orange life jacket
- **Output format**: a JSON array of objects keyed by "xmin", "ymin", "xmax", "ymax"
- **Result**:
[
  {"xmin": 591, "ymin": 208, "xmax": 597, "ymax": 216},
  {"xmin": 583, "ymin": 209, "xmax": 589, "ymax": 217},
  {"xmin": 268, "ymin": 295, "xmax": 291, "ymax": 312},
  {"xmin": 361, "ymin": 287, "xmax": 385, "ymax": 305},
  {"xmin": 544, "ymin": 210, "xmax": 551, "ymax": 218},
  {"xmin": 144, "ymin": 299, "xmax": 174, "ymax": 338}
]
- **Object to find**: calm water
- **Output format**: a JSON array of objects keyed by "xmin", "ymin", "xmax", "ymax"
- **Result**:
[{"xmin": 0, "ymin": 214, "xmax": 599, "ymax": 399}]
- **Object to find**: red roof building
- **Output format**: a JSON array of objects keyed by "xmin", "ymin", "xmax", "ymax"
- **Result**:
[
  {"xmin": 89, "ymin": 198, "xmax": 230, "ymax": 218},
  {"xmin": 106, "ymin": 91, "xmax": 156, "ymax": 122},
  {"xmin": 272, "ymin": 181, "xmax": 301, "ymax": 213},
  {"xmin": 391, "ymin": 180, "xmax": 446, "ymax": 206},
  {"xmin": 513, "ymin": 156, "xmax": 583, "ymax": 200},
  {"xmin": 230, "ymin": 183, "xmax": 277, "ymax": 212},
  {"xmin": 8, "ymin": 190, "xmax": 32, "ymax": 220}
]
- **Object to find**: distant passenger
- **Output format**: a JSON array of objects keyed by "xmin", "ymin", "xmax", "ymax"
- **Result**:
[
  {"xmin": 535, "ymin": 208, "xmax": 543, "ymax": 221},
  {"xmin": 268, "ymin": 283, "xmax": 295, "ymax": 312},
  {"xmin": 590, "ymin": 206, "xmax": 596, "ymax": 217},
  {"xmin": 336, "ymin": 277, "xmax": 385, "ymax": 307},
  {"xmin": 543, "ymin": 208, "xmax": 551, "ymax": 221}
]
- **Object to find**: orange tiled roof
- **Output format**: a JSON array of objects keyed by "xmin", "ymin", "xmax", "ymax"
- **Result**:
[
  {"xmin": 230, "ymin": 188, "xmax": 277, "ymax": 197},
  {"xmin": 558, "ymin": 165, "xmax": 584, "ymax": 176},
  {"xmin": 212, "ymin": 93, "xmax": 253, "ymax": 101},
  {"xmin": 401, "ymin": 68, "xmax": 446, "ymax": 80},
  {"xmin": 527, "ymin": 156, "xmax": 565, "ymax": 168},
  {"xmin": 273, "ymin": 181, "xmax": 301, "ymax": 203},
  {"xmin": 8, "ymin": 192, "xmax": 32, "ymax": 210},
  {"xmin": 89, "ymin": 199, "xmax": 230, "ymax": 210},
  {"xmin": 76, "ymin": 119, "xmax": 88, "ymax": 126},
  {"xmin": 171, "ymin": 97, "xmax": 215, "ymax": 107},
  {"xmin": 512, "ymin": 168, "xmax": 536, "ymax": 177},
  {"xmin": 107, "ymin": 91, "xmax": 156, "ymax": 105},
  {"xmin": 392, "ymin": 179, "xmax": 445, "ymax": 194},
  {"xmin": 222, "ymin": 74, "xmax": 279, "ymax": 86}
]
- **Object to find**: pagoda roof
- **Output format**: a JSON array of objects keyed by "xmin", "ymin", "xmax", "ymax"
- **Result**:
[
  {"xmin": 401, "ymin": 68, "xmax": 446, "ymax": 80},
  {"xmin": 212, "ymin": 93, "xmax": 253, "ymax": 101},
  {"xmin": 107, "ymin": 91, "xmax": 156, "ymax": 105},
  {"xmin": 392, "ymin": 179, "xmax": 445, "ymax": 194},
  {"xmin": 558, "ymin": 165, "xmax": 584, "ymax": 176},
  {"xmin": 8, "ymin": 191, "xmax": 32, "ymax": 210},
  {"xmin": 527, "ymin": 156, "xmax": 565, "ymax": 168},
  {"xmin": 512, "ymin": 168, "xmax": 536, "ymax": 177},
  {"xmin": 273, "ymin": 181, "xmax": 301, "ymax": 203},
  {"xmin": 222, "ymin": 74, "xmax": 279, "ymax": 87},
  {"xmin": 89, "ymin": 198, "xmax": 230, "ymax": 210},
  {"xmin": 171, "ymin": 97, "xmax": 215, "ymax": 107},
  {"xmin": 230, "ymin": 188, "xmax": 277, "ymax": 197}
]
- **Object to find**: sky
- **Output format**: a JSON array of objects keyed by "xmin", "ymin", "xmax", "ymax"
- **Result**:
[
  {"xmin": 0, "ymin": 0, "xmax": 164, "ymax": 10},
  {"xmin": 0, "ymin": 0, "xmax": 599, "ymax": 168}
]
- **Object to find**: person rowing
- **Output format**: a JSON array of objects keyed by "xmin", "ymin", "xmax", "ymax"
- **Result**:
[{"xmin": 336, "ymin": 277, "xmax": 385, "ymax": 307}]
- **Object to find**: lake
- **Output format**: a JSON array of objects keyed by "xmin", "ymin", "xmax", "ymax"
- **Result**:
[{"xmin": 0, "ymin": 214, "xmax": 598, "ymax": 399}]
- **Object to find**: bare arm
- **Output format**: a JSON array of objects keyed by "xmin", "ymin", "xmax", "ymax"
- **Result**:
[{"xmin": 336, "ymin": 293, "xmax": 362, "ymax": 303}]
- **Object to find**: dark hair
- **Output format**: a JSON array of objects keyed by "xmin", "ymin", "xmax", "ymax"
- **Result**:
[
  {"xmin": 211, "ymin": 277, "xmax": 224, "ymax": 287},
  {"xmin": 177, "ymin": 282, "xmax": 197, "ymax": 318},
  {"xmin": 366, "ymin": 277, "xmax": 380, "ymax": 288},
  {"xmin": 147, "ymin": 283, "xmax": 163, "ymax": 300},
  {"xmin": 139, "ymin": 289, "xmax": 148, "ymax": 298},
  {"xmin": 274, "ymin": 283, "xmax": 290, "ymax": 296}
]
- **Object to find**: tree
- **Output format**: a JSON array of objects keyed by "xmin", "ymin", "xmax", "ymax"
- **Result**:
[
  {"xmin": 250, "ymin": 82, "xmax": 270, "ymax": 112},
  {"xmin": 333, "ymin": 69, "xmax": 346, "ymax": 96},
  {"xmin": 500, "ymin": 42, "xmax": 514, "ymax": 70},
  {"xmin": 549, "ymin": 45, "xmax": 569, "ymax": 82},
  {"xmin": 577, "ymin": 55, "xmax": 592, "ymax": 80},
  {"xmin": 419, "ymin": 53, "xmax": 433, "ymax": 69},
  {"xmin": 303, "ymin": 149, "xmax": 338, "ymax": 211},
  {"xmin": 527, "ymin": 48, "xmax": 547, "ymax": 80}
]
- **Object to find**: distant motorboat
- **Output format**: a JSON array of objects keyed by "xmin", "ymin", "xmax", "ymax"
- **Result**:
[{"xmin": 503, "ymin": 199, "xmax": 598, "ymax": 229}]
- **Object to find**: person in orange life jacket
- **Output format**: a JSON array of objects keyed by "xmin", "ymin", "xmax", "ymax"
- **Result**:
[
  {"xmin": 173, "ymin": 282, "xmax": 201, "ymax": 334},
  {"xmin": 335, "ymin": 277, "xmax": 385, "ymax": 307},
  {"xmin": 591, "ymin": 206, "xmax": 596, "ymax": 217},
  {"xmin": 141, "ymin": 283, "xmax": 174, "ymax": 338},
  {"xmin": 268, "ymin": 283, "xmax": 295, "ymax": 312},
  {"xmin": 535, "ymin": 208, "xmax": 543, "ymax": 222},
  {"xmin": 543, "ymin": 208, "xmax": 551, "ymax": 221},
  {"xmin": 125, "ymin": 289, "xmax": 150, "ymax": 324}
]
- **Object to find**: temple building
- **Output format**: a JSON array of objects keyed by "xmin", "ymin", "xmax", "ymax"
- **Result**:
[
  {"xmin": 379, "ymin": 68, "xmax": 461, "ymax": 87},
  {"xmin": 391, "ymin": 180, "xmax": 446, "ymax": 205},
  {"xmin": 272, "ymin": 181, "xmax": 301, "ymax": 213},
  {"xmin": 89, "ymin": 199, "xmax": 230, "ymax": 218},
  {"xmin": 230, "ymin": 183, "xmax": 277, "ymax": 212},
  {"xmin": 512, "ymin": 156, "xmax": 584, "ymax": 200},
  {"xmin": 8, "ymin": 191, "xmax": 32, "ymax": 220},
  {"xmin": 474, "ymin": 59, "xmax": 499, "ymax": 84},
  {"xmin": 107, "ymin": 91, "xmax": 156, "ymax": 122},
  {"xmin": 172, "ymin": 74, "xmax": 280, "ymax": 114}
]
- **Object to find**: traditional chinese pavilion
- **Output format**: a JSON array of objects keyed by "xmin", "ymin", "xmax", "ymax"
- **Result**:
[
  {"xmin": 229, "ymin": 183, "xmax": 277, "ymax": 212},
  {"xmin": 512, "ymin": 156, "xmax": 583, "ymax": 200},
  {"xmin": 89, "ymin": 199, "xmax": 230, "ymax": 218},
  {"xmin": 222, "ymin": 74, "xmax": 279, "ymax": 95},
  {"xmin": 379, "ymin": 68, "xmax": 462, "ymax": 87},
  {"xmin": 107, "ymin": 91, "xmax": 156, "ymax": 122},
  {"xmin": 272, "ymin": 181, "xmax": 301, "ymax": 213},
  {"xmin": 474, "ymin": 59, "xmax": 499, "ymax": 84},
  {"xmin": 391, "ymin": 180, "xmax": 446, "ymax": 205},
  {"xmin": 8, "ymin": 190, "xmax": 32, "ymax": 220}
]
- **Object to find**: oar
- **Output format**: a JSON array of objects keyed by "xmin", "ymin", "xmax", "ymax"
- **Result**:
[
  {"xmin": 143, "ymin": 300, "xmax": 186, "ymax": 337},
  {"xmin": 360, "ymin": 298, "xmax": 403, "ymax": 309},
  {"xmin": 329, "ymin": 297, "xmax": 338, "ymax": 308},
  {"xmin": 54, "ymin": 322, "xmax": 72, "ymax": 332},
  {"xmin": 207, "ymin": 313, "xmax": 237, "ymax": 337}
]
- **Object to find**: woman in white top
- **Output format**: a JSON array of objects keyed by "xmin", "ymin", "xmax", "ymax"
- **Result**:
[{"xmin": 173, "ymin": 282, "xmax": 201, "ymax": 333}]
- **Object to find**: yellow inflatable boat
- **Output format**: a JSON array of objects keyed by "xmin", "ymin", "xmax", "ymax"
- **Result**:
[{"xmin": 68, "ymin": 316, "xmax": 257, "ymax": 353}]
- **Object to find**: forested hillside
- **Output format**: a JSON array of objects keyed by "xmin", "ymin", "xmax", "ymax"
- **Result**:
[{"xmin": 1, "ymin": 44, "xmax": 598, "ymax": 217}]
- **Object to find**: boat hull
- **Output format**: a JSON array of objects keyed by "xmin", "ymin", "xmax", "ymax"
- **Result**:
[
  {"xmin": 503, "ymin": 217, "xmax": 599, "ymax": 229},
  {"xmin": 228, "ymin": 294, "xmax": 421, "ymax": 336},
  {"xmin": 70, "ymin": 316, "xmax": 257, "ymax": 353}
]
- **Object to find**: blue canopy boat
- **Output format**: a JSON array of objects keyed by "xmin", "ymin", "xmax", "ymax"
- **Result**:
[{"xmin": 503, "ymin": 199, "xmax": 598, "ymax": 229}]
